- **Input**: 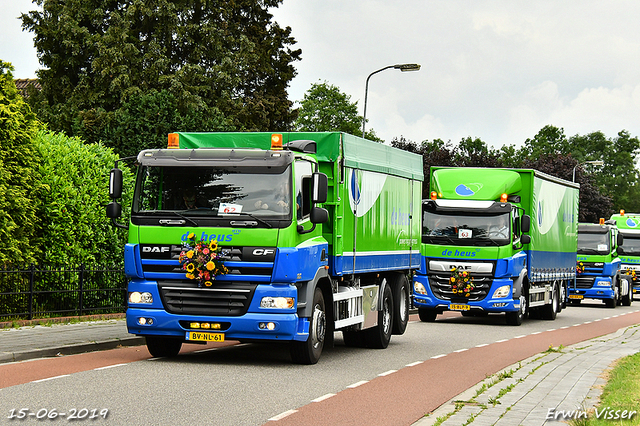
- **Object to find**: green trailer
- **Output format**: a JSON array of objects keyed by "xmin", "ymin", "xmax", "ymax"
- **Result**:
[
  {"xmin": 107, "ymin": 132, "xmax": 423, "ymax": 364},
  {"xmin": 413, "ymin": 167, "xmax": 579, "ymax": 325}
]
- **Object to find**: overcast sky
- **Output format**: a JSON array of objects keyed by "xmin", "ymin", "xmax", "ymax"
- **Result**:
[{"xmin": 3, "ymin": 0, "xmax": 640, "ymax": 148}]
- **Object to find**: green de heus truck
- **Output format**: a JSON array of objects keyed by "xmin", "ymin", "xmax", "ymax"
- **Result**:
[
  {"xmin": 572, "ymin": 221, "xmax": 632, "ymax": 307},
  {"xmin": 609, "ymin": 211, "xmax": 640, "ymax": 300},
  {"xmin": 106, "ymin": 132, "xmax": 423, "ymax": 364},
  {"xmin": 412, "ymin": 167, "xmax": 579, "ymax": 325}
]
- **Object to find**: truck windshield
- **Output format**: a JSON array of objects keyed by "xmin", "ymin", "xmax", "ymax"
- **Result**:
[
  {"xmin": 618, "ymin": 232, "xmax": 640, "ymax": 255},
  {"xmin": 422, "ymin": 212, "xmax": 510, "ymax": 246},
  {"xmin": 577, "ymin": 232, "xmax": 609, "ymax": 254},
  {"xmin": 133, "ymin": 165, "xmax": 293, "ymax": 220}
]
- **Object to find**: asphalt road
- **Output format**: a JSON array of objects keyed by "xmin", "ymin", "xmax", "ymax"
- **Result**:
[{"xmin": 1, "ymin": 300, "xmax": 638, "ymax": 426}]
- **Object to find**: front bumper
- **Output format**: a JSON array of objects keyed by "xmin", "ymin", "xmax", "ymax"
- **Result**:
[{"xmin": 412, "ymin": 275, "xmax": 520, "ymax": 313}]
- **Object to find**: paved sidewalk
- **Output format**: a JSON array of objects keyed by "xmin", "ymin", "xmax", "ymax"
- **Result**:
[
  {"xmin": 413, "ymin": 324, "xmax": 640, "ymax": 426},
  {"xmin": 0, "ymin": 318, "xmax": 145, "ymax": 364}
]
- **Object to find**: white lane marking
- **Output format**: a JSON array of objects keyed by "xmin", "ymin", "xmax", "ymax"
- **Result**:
[
  {"xmin": 379, "ymin": 370, "xmax": 397, "ymax": 377},
  {"xmin": 495, "ymin": 339, "xmax": 508, "ymax": 343},
  {"xmin": 268, "ymin": 410, "xmax": 297, "ymax": 421},
  {"xmin": 94, "ymin": 363, "xmax": 127, "ymax": 370},
  {"xmin": 475, "ymin": 343, "xmax": 489, "ymax": 348},
  {"xmin": 431, "ymin": 354, "xmax": 446, "ymax": 359},
  {"xmin": 347, "ymin": 380, "xmax": 369, "ymax": 388},
  {"xmin": 312, "ymin": 393, "xmax": 335, "ymax": 403},
  {"xmin": 406, "ymin": 361, "xmax": 423, "ymax": 367},
  {"xmin": 454, "ymin": 348, "xmax": 468, "ymax": 353},
  {"xmin": 514, "ymin": 335, "xmax": 526, "ymax": 339},
  {"xmin": 33, "ymin": 375, "xmax": 70, "ymax": 383}
]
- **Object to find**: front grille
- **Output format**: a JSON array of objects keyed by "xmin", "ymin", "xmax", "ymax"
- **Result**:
[
  {"xmin": 158, "ymin": 280, "xmax": 257, "ymax": 316},
  {"xmin": 575, "ymin": 277, "xmax": 595, "ymax": 289},
  {"xmin": 428, "ymin": 273, "xmax": 492, "ymax": 301}
]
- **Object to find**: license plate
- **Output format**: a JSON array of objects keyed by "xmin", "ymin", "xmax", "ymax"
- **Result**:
[
  {"xmin": 186, "ymin": 331, "xmax": 225, "ymax": 342},
  {"xmin": 450, "ymin": 304, "xmax": 470, "ymax": 311},
  {"xmin": 569, "ymin": 294, "xmax": 584, "ymax": 299}
]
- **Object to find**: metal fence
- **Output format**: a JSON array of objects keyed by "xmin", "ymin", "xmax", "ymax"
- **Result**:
[{"xmin": 0, "ymin": 264, "xmax": 127, "ymax": 321}]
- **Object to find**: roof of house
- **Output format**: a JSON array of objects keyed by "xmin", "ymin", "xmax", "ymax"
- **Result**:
[{"xmin": 14, "ymin": 78, "xmax": 41, "ymax": 98}]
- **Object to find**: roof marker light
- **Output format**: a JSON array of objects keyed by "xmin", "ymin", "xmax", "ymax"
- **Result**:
[
  {"xmin": 599, "ymin": 218, "xmax": 605, "ymax": 225},
  {"xmin": 168, "ymin": 133, "xmax": 179, "ymax": 149},
  {"xmin": 620, "ymin": 209, "xmax": 626, "ymax": 216},
  {"xmin": 500, "ymin": 193, "xmax": 508, "ymax": 203},
  {"xmin": 430, "ymin": 191, "xmax": 437, "ymax": 200},
  {"xmin": 271, "ymin": 134, "xmax": 283, "ymax": 150}
]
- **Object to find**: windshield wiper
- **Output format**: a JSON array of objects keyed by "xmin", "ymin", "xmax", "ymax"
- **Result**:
[
  {"xmin": 577, "ymin": 248, "xmax": 602, "ymax": 255},
  {"xmin": 222, "ymin": 211, "xmax": 273, "ymax": 229},
  {"xmin": 163, "ymin": 211, "xmax": 198, "ymax": 226}
]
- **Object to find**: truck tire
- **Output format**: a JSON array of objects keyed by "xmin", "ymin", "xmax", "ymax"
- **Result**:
[
  {"xmin": 621, "ymin": 277, "xmax": 632, "ymax": 306},
  {"xmin": 290, "ymin": 287, "xmax": 326, "ymax": 364},
  {"xmin": 418, "ymin": 308, "xmax": 438, "ymax": 322},
  {"xmin": 145, "ymin": 336, "xmax": 182, "ymax": 358},
  {"xmin": 540, "ymin": 282, "xmax": 559, "ymax": 320},
  {"xmin": 605, "ymin": 283, "xmax": 618, "ymax": 308},
  {"xmin": 391, "ymin": 274, "xmax": 410, "ymax": 335},
  {"xmin": 506, "ymin": 293, "xmax": 527, "ymax": 326},
  {"xmin": 364, "ymin": 284, "xmax": 394, "ymax": 349}
]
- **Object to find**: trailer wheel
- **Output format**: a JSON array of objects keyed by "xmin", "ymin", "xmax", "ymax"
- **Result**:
[
  {"xmin": 145, "ymin": 336, "xmax": 182, "ymax": 358},
  {"xmin": 541, "ymin": 282, "xmax": 558, "ymax": 320},
  {"xmin": 291, "ymin": 287, "xmax": 326, "ymax": 364},
  {"xmin": 506, "ymin": 293, "xmax": 527, "ymax": 326},
  {"xmin": 364, "ymin": 284, "xmax": 394, "ymax": 349},
  {"xmin": 418, "ymin": 308, "xmax": 437, "ymax": 322},
  {"xmin": 391, "ymin": 274, "xmax": 410, "ymax": 335}
]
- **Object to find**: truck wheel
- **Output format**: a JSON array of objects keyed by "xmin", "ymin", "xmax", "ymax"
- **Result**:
[
  {"xmin": 364, "ymin": 284, "xmax": 394, "ymax": 349},
  {"xmin": 145, "ymin": 336, "xmax": 182, "ymax": 358},
  {"xmin": 540, "ymin": 282, "xmax": 558, "ymax": 320},
  {"xmin": 506, "ymin": 294, "xmax": 527, "ymax": 326},
  {"xmin": 391, "ymin": 274, "xmax": 410, "ymax": 335},
  {"xmin": 418, "ymin": 308, "xmax": 437, "ymax": 322},
  {"xmin": 621, "ymin": 277, "xmax": 632, "ymax": 306},
  {"xmin": 290, "ymin": 287, "xmax": 326, "ymax": 364}
]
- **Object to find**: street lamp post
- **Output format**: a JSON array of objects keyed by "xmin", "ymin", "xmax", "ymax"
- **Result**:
[
  {"xmin": 572, "ymin": 160, "xmax": 604, "ymax": 182},
  {"xmin": 362, "ymin": 63, "xmax": 421, "ymax": 138}
]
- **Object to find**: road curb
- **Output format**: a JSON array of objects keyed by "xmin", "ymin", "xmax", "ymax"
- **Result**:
[{"xmin": 0, "ymin": 336, "xmax": 146, "ymax": 364}]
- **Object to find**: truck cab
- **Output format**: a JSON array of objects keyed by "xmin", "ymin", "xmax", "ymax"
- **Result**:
[
  {"xmin": 609, "ymin": 211, "xmax": 640, "ymax": 301},
  {"xmin": 571, "ymin": 221, "xmax": 632, "ymax": 307}
]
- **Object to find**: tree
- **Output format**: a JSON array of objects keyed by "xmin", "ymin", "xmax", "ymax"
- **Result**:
[
  {"xmin": 33, "ymin": 130, "xmax": 135, "ymax": 265},
  {"xmin": 22, "ymin": 0, "xmax": 301, "ymax": 154},
  {"xmin": 294, "ymin": 81, "xmax": 381, "ymax": 141},
  {"xmin": 0, "ymin": 61, "xmax": 43, "ymax": 267}
]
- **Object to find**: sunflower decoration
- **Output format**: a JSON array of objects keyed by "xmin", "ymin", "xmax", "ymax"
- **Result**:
[
  {"xmin": 576, "ymin": 261, "xmax": 585, "ymax": 274},
  {"xmin": 625, "ymin": 268, "xmax": 637, "ymax": 282},
  {"xmin": 179, "ymin": 233, "xmax": 228, "ymax": 287},
  {"xmin": 450, "ymin": 267, "xmax": 475, "ymax": 297}
]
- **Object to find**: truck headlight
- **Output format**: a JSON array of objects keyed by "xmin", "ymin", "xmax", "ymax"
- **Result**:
[
  {"xmin": 260, "ymin": 297, "xmax": 295, "ymax": 309},
  {"xmin": 493, "ymin": 285, "xmax": 511, "ymax": 298},
  {"xmin": 414, "ymin": 281, "xmax": 427, "ymax": 295},
  {"xmin": 129, "ymin": 291, "xmax": 153, "ymax": 304}
]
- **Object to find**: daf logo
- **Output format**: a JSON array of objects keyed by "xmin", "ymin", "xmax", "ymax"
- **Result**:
[
  {"xmin": 449, "ymin": 265, "xmax": 472, "ymax": 271},
  {"xmin": 253, "ymin": 248, "xmax": 275, "ymax": 256},
  {"xmin": 143, "ymin": 246, "xmax": 170, "ymax": 253}
]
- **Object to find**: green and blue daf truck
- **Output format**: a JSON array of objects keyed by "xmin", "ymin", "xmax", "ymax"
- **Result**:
[
  {"xmin": 412, "ymin": 167, "xmax": 579, "ymax": 325},
  {"xmin": 609, "ymin": 211, "xmax": 640, "ymax": 300},
  {"xmin": 106, "ymin": 132, "xmax": 423, "ymax": 364},
  {"xmin": 571, "ymin": 220, "xmax": 632, "ymax": 307}
]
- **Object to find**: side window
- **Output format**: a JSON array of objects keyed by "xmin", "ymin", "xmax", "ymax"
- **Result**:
[{"xmin": 294, "ymin": 160, "xmax": 314, "ymax": 220}]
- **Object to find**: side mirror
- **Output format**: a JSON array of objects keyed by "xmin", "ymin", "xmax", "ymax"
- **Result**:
[
  {"xmin": 618, "ymin": 234, "xmax": 624, "ymax": 246},
  {"xmin": 520, "ymin": 234, "xmax": 531, "ymax": 245},
  {"xmin": 109, "ymin": 168, "xmax": 123, "ymax": 199},
  {"xmin": 310, "ymin": 207, "xmax": 328, "ymax": 224},
  {"xmin": 106, "ymin": 202, "xmax": 122, "ymax": 219},
  {"xmin": 521, "ymin": 215, "xmax": 531, "ymax": 233},
  {"xmin": 312, "ymin": 172, "xmax": 328, "ymax": 204}
]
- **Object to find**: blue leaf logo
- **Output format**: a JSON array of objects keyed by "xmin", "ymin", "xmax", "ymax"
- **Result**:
[
  {"xmin": 626, "ymin": 218, "xmax": 637, "ymax": 228},
  {"xmin": 455, "ymin": 184, "xmax": 475, "ymax": 196}
]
